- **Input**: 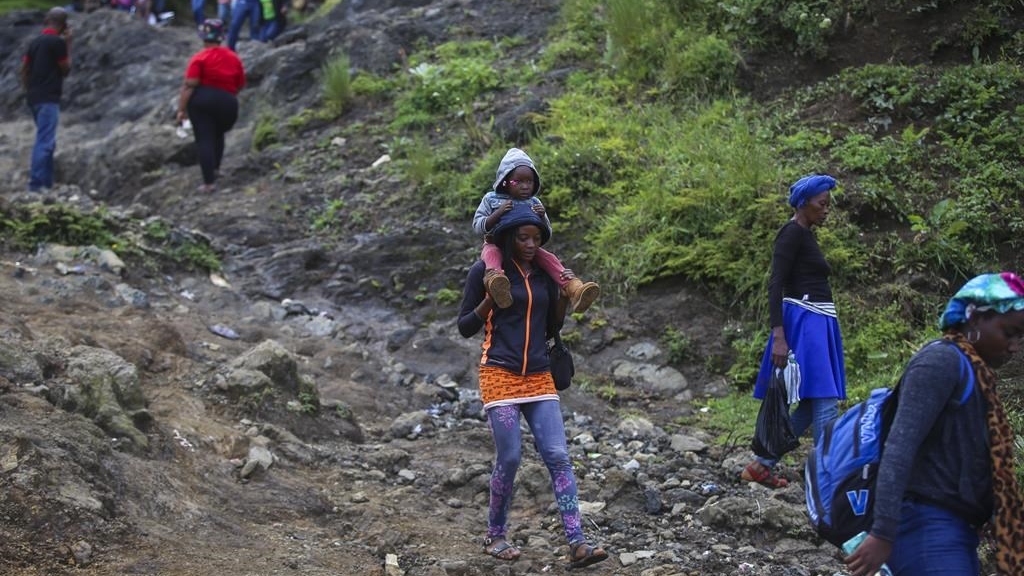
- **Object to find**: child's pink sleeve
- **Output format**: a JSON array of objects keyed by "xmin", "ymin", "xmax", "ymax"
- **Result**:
[{"xmin": 481, "ymin": 242, "xmax": 502, "ymax": 270}]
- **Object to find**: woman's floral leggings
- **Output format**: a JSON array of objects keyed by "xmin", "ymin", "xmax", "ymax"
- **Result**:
[{"xmin": 486, "ymin": 400, "xmax": 583, "ymax": 543}]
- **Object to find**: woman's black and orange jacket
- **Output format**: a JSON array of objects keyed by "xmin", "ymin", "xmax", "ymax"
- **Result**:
[{"xmin": 458, "ymin": 260, "xmax": 561, "ymax": 374}]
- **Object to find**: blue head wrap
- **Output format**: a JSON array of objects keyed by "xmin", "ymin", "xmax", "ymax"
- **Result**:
[{"xmin": 788, "ymin": 174, "xmax": 837, "ymax": 208}]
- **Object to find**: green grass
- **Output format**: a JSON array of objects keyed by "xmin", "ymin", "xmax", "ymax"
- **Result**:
[
  {"xmin": 687, "ymin": 394, "xmax": 759, "ymax": 446},
  {"xmin": 0, "ymin": 203, "xmax": 121, "ymax": 250},
  {"xmin": 251, "ymin": 111, "xmax": 279, "ymax": 152},
  {"xmin": 0, "ymin": 0, "xmax": 61, "ymax": 14},
  {"xmin": 322, "ymin": 53, "xmax": 352, "ymax": 117}
]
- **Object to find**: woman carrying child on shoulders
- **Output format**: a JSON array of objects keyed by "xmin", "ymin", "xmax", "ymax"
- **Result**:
[
  {"xmin": 472, "ymin": 148, "xmax": 600, "ymax": 314},
  {"xmin": 458, "ymin": 203, "xmax": 608, "ymax": 569}
]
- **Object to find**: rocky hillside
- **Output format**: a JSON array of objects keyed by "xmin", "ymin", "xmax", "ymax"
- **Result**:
[{"xmin": 0, "ymin": 0, "xmax": 1019, "ymax": 575}]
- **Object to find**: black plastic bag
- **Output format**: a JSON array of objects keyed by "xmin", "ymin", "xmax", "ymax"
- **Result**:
[
  {"xmin": 548, "ymin": 333, "xmax": 574, "ymax": 391},
  {"xmin": 751, "ymin": 369, "xmax": 799, "ymax": 460}
]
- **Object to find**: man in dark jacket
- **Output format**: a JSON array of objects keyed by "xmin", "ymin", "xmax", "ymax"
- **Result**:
[{"xmin": 20, "ymin": 8, "xmax": 71, "ymax": 192}]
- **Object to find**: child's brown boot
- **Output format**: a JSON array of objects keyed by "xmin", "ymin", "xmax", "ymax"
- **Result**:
[
  {"xmin": 564, "ymin": 278, "xmax": 600, "ymax": 313},
  {"xmin": 484, "ymin": 269, "xmax": 513, "ymax": 309}
]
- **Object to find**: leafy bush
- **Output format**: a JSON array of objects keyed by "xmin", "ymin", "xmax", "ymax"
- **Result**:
[
  {"xmin": 662, "ymin": 32, "xmax": 738, "ymax": 98},
  {"xmin": 351, "ymin": 71, "xmax": 393, "ymax": 99},
  {"xmin": 392, "ymin": 41, "xmax": 502, "ymax": 128},
  {"xmin": 434, "ymin": 288, "xmax": 461, "ymax": 305},
  {"xmin": 539, "ymin": 0, "xmax": 604, "ymax": 69},
  {"xmin": 579, "ymin": 99, "xmax": 786, "ymax": 300},
  {"xmin": 704, "ymin": 0, "xmax": 852, "ymax": 57},
  {"xmin": 310, "ymin": 199, "xmax": 345, "ymax": 233},
  {"xmin": 661, "ymin": 326, "xmax": 694, "ymax": 364},
  {"xmin": 0, "ymin": 204, "xmax": 120, "ymax": 250},
  {"xmin": 143, "ymin": 220, "xmax": 221, "ymax": 272},
  {"xmin": 895, "ymin": 199, "xmax": 982, "ymax": 278}
]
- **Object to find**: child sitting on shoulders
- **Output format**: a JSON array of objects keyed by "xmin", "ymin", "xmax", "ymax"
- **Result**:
[{"xmin": 472, "ymin": 147, "xmax": 600, "ymax": 312}]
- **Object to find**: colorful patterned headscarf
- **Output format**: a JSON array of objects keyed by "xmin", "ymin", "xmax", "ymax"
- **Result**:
[
  {"xmin": 788, "ymin": 174, "xmax": 836, "ymax": 208},
  {"xmin": 939, "ymin": 272, "xmax": 1024, "ymax": 330}
]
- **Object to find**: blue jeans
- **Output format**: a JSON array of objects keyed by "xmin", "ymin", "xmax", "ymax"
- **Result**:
[
  {"xmin": 756, "ymin": 397, "xmax": 838, "ymax": 467},
  {"xmin": 260, "ymin": 17, "xmax": 282, "ymax": 41},
  {"xmin": 216, "ymin": 1, "xmax": 229, "ymax": 21},
  {"xmin": 486, "ymin": 400, "xmax": 584, "ymax": 544},
  {"xmin": 226, "ymin": 0, "xmax": 260, "ymax": 50},
  {"xmin": 887, "ymin": 501, "xmax": 979, "ymax": 575},
  {"xmin": 29, "ymin": 102, "xmax": 59, "ymax": 191},
  {"xmin": 192, "ymin": 0, "xmax": 205, "ymax": 25}
]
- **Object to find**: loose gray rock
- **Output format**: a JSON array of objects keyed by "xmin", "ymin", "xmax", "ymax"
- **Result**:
[
  {"xmin": 697, "ymin": 496, "xmax": 811, "ymax": 537},
  {"xmin": 625, "ymin": 342, "xmax": 662, "ymax": 361},
  {"xmin": 228, "ymin": 340, "xmax": 303, "ymax": 394},
  {"xmin": 221, "ymin": 368, "xmax": 274, "ymax": 397},
  {"xmin": 617, "ymin": 416, "xmax": 665, "ymax": 440},
  {"xmin": 0, "ymin": 339, "xmax": 43, "ymax": 383},
  {"xmin": 669, "ymin": 433, "xmax": 708, "ymax": 453},
  {"xmin": 247, "ymin": 445, "xmax": 274, "ymax": 470},
  {"xmin": 611, "ymin": 360, "xmax": 689, "ymax": 396},
  {"xmin": 114, "ymin": 283, "xmax": 149, "ymax": 309},
  {"xmin": 389, "ymin": 411, "xmax": 430, "ymax": 439},
  {"xmin": 62, "ymin": 345, "xmax": 149, "ymax": 449}
]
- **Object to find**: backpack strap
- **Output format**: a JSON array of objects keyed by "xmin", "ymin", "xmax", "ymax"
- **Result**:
[
  {"xmin": 918, "ymin": 340, "xmax": 975, "ymax": 406},
  {"xmin": 951, "ymin": 342, "xmax": 975, "ymax": 405}
]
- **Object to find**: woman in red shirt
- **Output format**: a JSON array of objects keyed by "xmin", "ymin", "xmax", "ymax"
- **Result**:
[{"xmin": 176, "ymin": 19, "xmax": 245, "ymax": 193}]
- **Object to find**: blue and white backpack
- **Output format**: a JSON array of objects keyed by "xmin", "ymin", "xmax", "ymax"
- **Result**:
[{"xmin": 804, "ymin": 340, "xmax": 975, "ymax": 547}]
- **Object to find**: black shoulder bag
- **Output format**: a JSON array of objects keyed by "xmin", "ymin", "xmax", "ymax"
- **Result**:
[
  {"xmin": 548, "ymin": 332, "xmax": 575, "ymax": 391},
  {"xmin": 544, "ymin": 272, "xmax": 574, "ymax": 391}
]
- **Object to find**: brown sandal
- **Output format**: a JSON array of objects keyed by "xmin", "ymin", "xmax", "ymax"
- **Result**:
[
  {"xmin": 483, "ymin": 537, "xmax": 520, "ymax": 562},
  {"xmin": 567, "ymin": 540, "xmax": 608, "ymax": 569},
  {"xmin": 740, "ymin": 461, "xmax": 788, "ymax": 488}
]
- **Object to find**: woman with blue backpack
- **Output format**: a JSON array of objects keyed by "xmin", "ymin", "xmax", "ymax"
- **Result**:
[
  {"xmin": 741, "ymin": 174, "xmax": 847, "ymax": 488},
  {"xmin": 846, "ymin": 272, "xmax": 1024, "ymax": 576}
]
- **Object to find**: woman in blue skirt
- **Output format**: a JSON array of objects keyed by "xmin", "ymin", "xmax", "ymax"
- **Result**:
[{"xmin": 741, "ymin": 174, "xmax": 846, "ymax": 488}]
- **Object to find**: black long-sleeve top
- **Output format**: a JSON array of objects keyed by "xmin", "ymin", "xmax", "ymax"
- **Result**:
[
  {"xmin": 871, "ymin": 342, "xmax": 992, "ymax": 541},
  {"xmin": 767, "ymin": 220, "xmax": 833, "ymax": 328}
]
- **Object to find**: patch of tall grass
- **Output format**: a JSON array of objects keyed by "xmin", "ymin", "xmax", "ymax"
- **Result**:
[{"xmin": 321, "ymin": 53, "xmax": 352, "ymax": 117}]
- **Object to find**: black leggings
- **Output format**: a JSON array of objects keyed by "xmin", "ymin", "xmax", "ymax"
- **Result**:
[{"xmin": 187, "ymin": 85, "xmax": 238, "ymax": 185}]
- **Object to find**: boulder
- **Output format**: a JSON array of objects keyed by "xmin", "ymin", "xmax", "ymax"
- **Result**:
[
  {"xmin": 62, "ymin": 345, "xmax": 149, "ymax": 449},
  {"xmin": 0, "ymin": 339, "xmax": 43, "ymax": 384},
  {"xmin": 227, "ymin": 340, "xmax": 303, "ymax": 394}
]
